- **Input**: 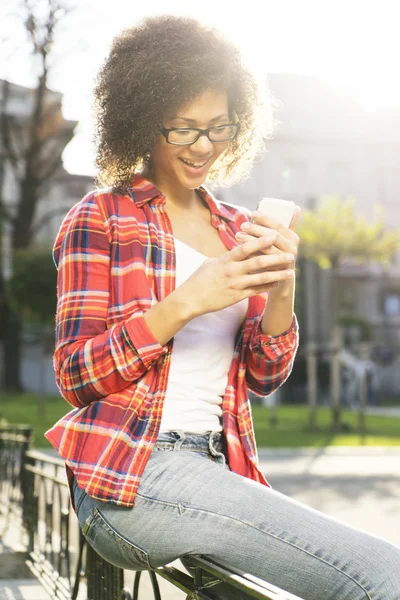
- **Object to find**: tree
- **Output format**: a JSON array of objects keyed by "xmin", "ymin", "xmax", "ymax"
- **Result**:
[
  {"xmin": 296, "ymin": 196, "xmax": 400, "ymax": 430},
  {"xmin": 9, "ymin": 247, "xmax": 57, "ymax": 325},
  {"xmin": 0, "ymin": 0, "xmax": 76, "ymax": 390},
  {"xmin": 8, "ymin": 247, "xmax": 57, "ymax": 413}
]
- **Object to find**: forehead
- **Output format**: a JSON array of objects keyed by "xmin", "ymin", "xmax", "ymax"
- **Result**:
[{"xmin": 169, "ymin": 89, "xmax": 229, "ymax": 124}]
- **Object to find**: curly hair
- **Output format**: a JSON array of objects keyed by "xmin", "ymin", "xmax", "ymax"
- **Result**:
[{"xmin": 93, "ymin": 14, "xmax": 279, "ymax": 192}]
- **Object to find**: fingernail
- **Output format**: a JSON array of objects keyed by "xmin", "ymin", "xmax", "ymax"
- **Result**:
[
  {"xmin": 252, "ymin": 211, "xmax": 261, "ymax": 219},
  {"xmin": 241, "ymin": 222, "xmax": 250, "ymax": 230},
  {"xmin": 286, "ymin": 269, "xmax": 295, "ymax": 277},
  {"xmin": 235, "ymin": 231, "xmax": 245, "ymax": 239}
]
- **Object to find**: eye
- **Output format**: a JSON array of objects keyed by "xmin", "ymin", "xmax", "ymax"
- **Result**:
[
  {"xmin": 176, "ymin": 129, "xmax": 193, "ymax": 136},
  {"xmin": 213, "ymin": 125, "xmax": 230, "ymax": 131},
  {"xmin": 209, "ymin": 124, "xmax": 238, "ymax": 141}
]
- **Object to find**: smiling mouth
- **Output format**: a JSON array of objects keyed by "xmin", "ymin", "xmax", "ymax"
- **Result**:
[{"xmin": 179, "ymin": 158, "xmax": 209, "ymax": 168}]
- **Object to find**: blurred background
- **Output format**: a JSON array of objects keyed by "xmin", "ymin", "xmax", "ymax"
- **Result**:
[{"xmin": 0, "ymin": 0, "xmax": 400, "ymax": 439}]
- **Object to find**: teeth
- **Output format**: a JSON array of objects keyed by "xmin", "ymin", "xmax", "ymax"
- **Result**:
[{"xmin": 181, "ymin": 158, "xmax": 207, "ymax": 168}]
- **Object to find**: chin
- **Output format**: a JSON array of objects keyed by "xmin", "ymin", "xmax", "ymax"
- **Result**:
[{"xmin": 181, "ymin": 171, "xmax": 210, "ymax": 189}]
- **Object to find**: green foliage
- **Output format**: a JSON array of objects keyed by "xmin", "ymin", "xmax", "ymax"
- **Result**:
[
  {"xmin": 296, "ymin": 196, "xmax": 400, "ymax": 269},
  {"xmin": 8, "ymin": 247, "xmax": 56, "ymax": 324}
]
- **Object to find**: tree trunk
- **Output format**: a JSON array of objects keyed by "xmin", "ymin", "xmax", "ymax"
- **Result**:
[
  {"xmin": 330, "ymin": 263, "xmax": 343, "ymax": 430},
  {"xmin": 358, "ymin": 342, "xmax": 370, "ymax": 435},
  {"xmin": 2, "ymin": 295, "xmax": 23, "ymax": 392},
  {"xmin": 307, "ymin": 340, "xmax": 318, "ymax": 429},
  {"xmin": 37, "ymin": 329, "xmax": 47, "ymax": 417},
  {"xmin": 330, "ymin": 324, "xmax": 342, "ymax": 430}
]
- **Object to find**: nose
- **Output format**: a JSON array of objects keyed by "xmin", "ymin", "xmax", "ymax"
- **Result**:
[{"xmin": 189, "ymin": 133, "xmax": 214, "ymax": 155}]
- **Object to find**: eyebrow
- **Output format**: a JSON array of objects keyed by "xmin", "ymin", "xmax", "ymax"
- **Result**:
[{"xmin": 170, "ymin": 113, "xmax": 230, "ymax": 124}]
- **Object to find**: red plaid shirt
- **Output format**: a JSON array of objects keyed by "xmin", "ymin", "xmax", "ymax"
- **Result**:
[{"xmin": 45, "ymin": 175, "xmax": 299, "ymax": 507}]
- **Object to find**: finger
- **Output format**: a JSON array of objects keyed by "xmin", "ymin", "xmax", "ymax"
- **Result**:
[
  {"xmin": 289, "ymin": 206, "xmax": 301, "ymax": 229},
  {"xmin": 241, "ymin": 252, "xmax": 295, "ymax": 275},
  {"xmin": 243, "ymin": 267, "xmax": 295, "ymax": 290},
  {"xmin": 235, "ymin": 232, "xmax": 293, "ymax": 261},
  {"xmin": 229, "ymin": 234, "xmax": 276, "ymax": 262},
  {"xmin": 252, "ymin": 210, "xmax": 300, "ymax": 240},
  {"xmin": 250, "ymin": 213, "xmax": 300, "ymax": 255},
  {"xmin": 235, "ymin": 232, "xmax": 279, "ymax": 254},
  {"xmin": 271, "ymin": 231, "xmax": 299, "ymax": 255},
  {"xmin": 236, "ymin": 223, "xmax": 276, "ymax": 240}
]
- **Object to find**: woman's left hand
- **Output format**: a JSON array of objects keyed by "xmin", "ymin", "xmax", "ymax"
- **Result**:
[{"xmin": 234, "ymin": 206, "xmax": 301, "ymax": 273}]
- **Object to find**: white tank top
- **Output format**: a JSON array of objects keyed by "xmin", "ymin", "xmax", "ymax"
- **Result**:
[{"xmin": 160, "ymin": 237, "xmax": 248, "ymax": 433}]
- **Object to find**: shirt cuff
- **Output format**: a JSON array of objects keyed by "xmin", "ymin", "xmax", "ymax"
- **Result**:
[
  {"xmin": 251, "ymin": 314, "xmax": 299, "ymax": 353},
  {"xmin": 123, "ymin": 313, "xmax": 168, "ymax": 370}
]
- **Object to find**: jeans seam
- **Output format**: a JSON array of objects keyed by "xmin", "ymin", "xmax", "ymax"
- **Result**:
[{"xmin": 135, "ymin": 492, "xmax": 373, "ymax": 599}]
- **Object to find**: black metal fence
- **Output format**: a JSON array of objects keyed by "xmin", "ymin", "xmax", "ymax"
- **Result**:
[
  {"xmin": 0, "ymin": 425, "xmax": 304, "ymax": 600},
  {"xmin": 0, "ymin": 424, "xmax": 32, "ymax": 532}
]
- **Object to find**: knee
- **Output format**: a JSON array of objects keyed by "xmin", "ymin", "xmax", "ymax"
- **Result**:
[{"xmin": 366, "ymin": 540, "xmax": 400, "ymax": 600}]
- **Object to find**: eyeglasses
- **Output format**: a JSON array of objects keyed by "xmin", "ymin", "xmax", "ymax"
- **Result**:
[{"xmin": 160, "ymin": 123, "xmax": 240, "ymax": 146}]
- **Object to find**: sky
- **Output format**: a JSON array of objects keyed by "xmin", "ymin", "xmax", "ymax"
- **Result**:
[{"xmin": 1, "ymin": 0, "xmax": 400, "ymax": 176}]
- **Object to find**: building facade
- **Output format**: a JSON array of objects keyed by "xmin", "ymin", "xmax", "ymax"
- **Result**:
[{"xmin": 218, "ymin": 74, "xmax": 400, "ymax": 348}]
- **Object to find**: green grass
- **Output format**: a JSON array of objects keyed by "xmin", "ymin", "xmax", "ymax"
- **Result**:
[
  {"xmin": 251, "ymin": 405, "xmax": 400, "ymax": 447},
  {"xmin": 1, "ymin": 393, "xmax": 399, "ymax": 448},
  {"xmin": 0, "ymin": 393, "xmax": 69, "ymax": 448}
]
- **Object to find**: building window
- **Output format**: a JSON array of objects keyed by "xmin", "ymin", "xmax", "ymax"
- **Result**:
[{"xmin": 383, "ymin": 292, "xmax": 400, "ymax": 316}]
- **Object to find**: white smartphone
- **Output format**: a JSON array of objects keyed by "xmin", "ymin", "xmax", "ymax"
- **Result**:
[{"xmin": 254, "ymin": 198, "xmax": 296, "ymax": 228}]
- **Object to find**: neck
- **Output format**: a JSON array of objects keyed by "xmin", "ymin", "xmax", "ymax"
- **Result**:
[{"xmin": 143, "ymin": 166, "xmax": 201, "ymax": 213}]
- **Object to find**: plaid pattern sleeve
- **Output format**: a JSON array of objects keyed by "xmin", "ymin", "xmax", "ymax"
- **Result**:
[
  {"xmin": 53, "ymin": 192, "xmax": 167, "ymax": 408},
  {"xmin": 245, "ymin": 314, "xmax": 299, "ymax": 397}
]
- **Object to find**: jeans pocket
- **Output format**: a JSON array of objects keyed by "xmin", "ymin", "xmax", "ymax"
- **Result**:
[{"xmin": 84, "ymin": 507, "xmax": 152, "ymax": 571}]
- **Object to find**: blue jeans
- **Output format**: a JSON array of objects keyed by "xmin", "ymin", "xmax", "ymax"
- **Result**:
[{"xmin": 73, "ymin": 431, "xmax": 400, "ymax": 599}]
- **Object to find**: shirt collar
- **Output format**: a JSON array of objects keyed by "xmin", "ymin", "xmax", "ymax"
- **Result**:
[{"xmin": 128, "ymin": 174, "xmax": 237, "ymax": 223}]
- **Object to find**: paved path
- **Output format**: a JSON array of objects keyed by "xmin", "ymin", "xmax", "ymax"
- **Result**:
[
  {"xmin": 362, "ymin": 406, "xmax": 400, "ymax": 418},
  {"xmin": 258, "ymin": 446, "xmax": 400, "ymax": 547},
  {"xmin": 0, "ymin": 581, "xmax": 50, "ymax": 600},
  {"xmin": 1, "ymin": 447, "xmax": 399, "ymax": 599}
]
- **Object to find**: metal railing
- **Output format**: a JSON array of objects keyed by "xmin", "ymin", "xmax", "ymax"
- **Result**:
[
  {"xmin": 0, "ymin": 424, "xmax": 32, "ymax": 533},
  {"xmin": 0, "ymin": 425, "xmax": 304, "ymax": 600},
  {"xmin": 23, "ymin": 449, "xmax": 87, "ymax": 600}
]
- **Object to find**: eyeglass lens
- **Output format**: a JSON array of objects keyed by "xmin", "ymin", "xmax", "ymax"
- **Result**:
[{"xmin": 169, "ymin": 124, "xmax": 237, "ymax": 144}]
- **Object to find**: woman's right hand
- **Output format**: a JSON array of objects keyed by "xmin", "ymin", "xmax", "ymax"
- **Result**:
[{"xmin": 178, "ymin": 233, "xmax": 295, "ymax": 318}]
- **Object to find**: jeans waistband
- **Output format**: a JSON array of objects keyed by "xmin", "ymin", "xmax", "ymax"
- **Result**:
[{"xmin": 155, "ymin": 430, "xmax": 226, "ymax": 457}]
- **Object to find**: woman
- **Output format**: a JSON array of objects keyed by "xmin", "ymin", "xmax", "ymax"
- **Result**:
[{"xmin": 46, "ymin": 15, "xmax": 400, "ymax": 599}]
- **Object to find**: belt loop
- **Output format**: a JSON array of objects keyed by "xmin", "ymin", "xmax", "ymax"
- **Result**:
[
  {"xmin": 174, "ymin": 430, "xmax": 186, "ymax": 450},
  {"xmin": 209, "ymin": 431, "xmax": 226, "ymax": 467},
  {"xmin": 208, "ymin": 431, "xmax": 219, "ymax": 456},
  {"xmin": 208, "ymin": 431, "xmax": 215, "ymax": 456}
]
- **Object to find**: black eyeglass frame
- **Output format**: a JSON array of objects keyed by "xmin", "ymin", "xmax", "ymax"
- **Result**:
[{"xmin": 160, "ymin": 122, "xmax": 240, "ymax": 146}]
